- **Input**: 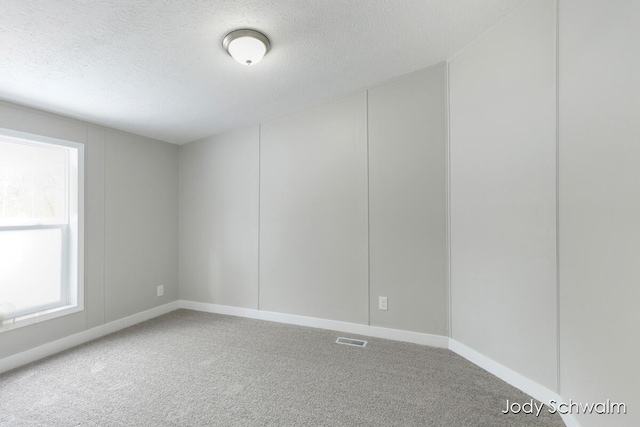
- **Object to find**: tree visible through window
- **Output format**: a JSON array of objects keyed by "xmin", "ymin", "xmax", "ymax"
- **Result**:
[{"xmin": 0, "ymin": 131, "xmax": 83, "ymax": 328}]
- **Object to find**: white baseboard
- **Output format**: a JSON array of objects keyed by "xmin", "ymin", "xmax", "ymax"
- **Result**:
[
  {"xmin": 449, "ymin": 339, "xmax": 560, "ymax": 404},
  {"xmin": 178, "ymin": 300, "xmax": 449, "ymax": 348},
  {"xmin": 449, "ymin": 339, "xmax": 578, "ymax": 427},
  {"xmin": 180, "ymin": 300, "xmax": 577, "ymax": 426},
  {"xmin": 559, "ymin": 412, "xmax": 579, "ymax": 427},
  {"xmin": 1, "ymin": 299, "xmax": 578, "ymax": 427},
  {"xmin": 0, "ymin": 301, "xmax": 179, "ymax": 375}
]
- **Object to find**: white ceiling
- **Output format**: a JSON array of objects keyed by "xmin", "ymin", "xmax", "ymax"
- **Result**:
[{"xmin": 0, "ymin": 0, "xmax": 523, "ymax": 144}]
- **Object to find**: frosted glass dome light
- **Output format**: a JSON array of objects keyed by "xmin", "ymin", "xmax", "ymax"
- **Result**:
[{"xmin": 223, "ymin": 29, "xmax": 271, "ymax": 66}]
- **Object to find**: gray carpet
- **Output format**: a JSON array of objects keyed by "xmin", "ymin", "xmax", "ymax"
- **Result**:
[{"xmin": 0, "ymin": 310, "xmax": 565, "ymax": 426}]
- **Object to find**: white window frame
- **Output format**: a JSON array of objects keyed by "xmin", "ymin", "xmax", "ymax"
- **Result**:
[{"xmin": 0, "ymin": 127, "xmax": 84, "ymax": 332}]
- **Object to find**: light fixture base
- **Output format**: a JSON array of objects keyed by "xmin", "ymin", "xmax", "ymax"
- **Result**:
[{"xmin": 223, "ymin": 29, "xmax": 271, "ymax": 65}]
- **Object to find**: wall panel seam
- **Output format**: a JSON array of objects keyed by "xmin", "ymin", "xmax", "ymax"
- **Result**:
[
  {"xmin": 555, "ymin": 0, "xmax": 561, "ymax": 395},
  {"xmin": 102, "ymin": 129, "xmax": 107, "ymax": 325},
  {"xmin": 446, "ymin": 62, "xmax": 453, "ymax": 339},
  {"xmin": 366, "ymin": 90, "xmax": 371, "ymax": 326},
  {"xmin": 258, "ymin": 124, "xmax": 262, "ymax": 311}
]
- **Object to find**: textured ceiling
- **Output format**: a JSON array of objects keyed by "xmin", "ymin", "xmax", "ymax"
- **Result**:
[{"xmin": 0, "ymin": 0, "xmax": 523, "ymax": 144}]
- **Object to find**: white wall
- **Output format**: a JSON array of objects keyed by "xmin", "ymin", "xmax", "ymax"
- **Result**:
[
  {"xmin": 0, "ymin": 100, "xmax": 179, "ymax": 359},
  {"xmin": 368, "ymin": 65, "xmax": 448, "ymax": 334},
  {"xmin": 259, "ymin": 94, "xmax": 369, "ymax": 323},
  {"xmin": 180, "ymin": 95, "xmax": 371, "ymax": 324},
  {"xmin": 179, "ymin": 127, "xmax": 259, "ymax": 308},
  {"xmin": 449, "ymin": 0, "xmax": 558, "ymax": 391},
  {"xmin": 179, "ymin": 67, "xmax": 448, "ymax": 329},
  {"xmin": 559, "ymin": 1, "xmax": 640, "ymax": 425},
  {"xmin": 104, "ymin": 130, "xmax": 179, "ymax": 322}
]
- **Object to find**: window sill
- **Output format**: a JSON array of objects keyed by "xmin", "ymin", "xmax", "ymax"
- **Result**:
[{"xmin": 0, "ymin": 304, "xmax": 84, "ymax": 333}]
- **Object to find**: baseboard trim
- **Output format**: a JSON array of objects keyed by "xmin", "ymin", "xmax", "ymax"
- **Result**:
[
  {"xmin": 178, "ymin": 300, "xmax": 449, "ymax": 348},
  {"xmin": 449, "ymin": 339, "xmax": 560, "ymax": 403},
  {"xmin": 560, "ymin": 412, "xmax": 579, "ymax": 427},
  {"xmin": 449, "ymin": 339, "xmax": 578, "ymax": 427},
  {"xmin": 180, "ymin": 300, "xmax": 577, "ymax": 426},
  {"xmin": 1, "ymin": 300, "xmax": 578, "ymax": 426},
  {"xmin": 0, "ymin": 301, "xmax": 179, "ymax": 375}
]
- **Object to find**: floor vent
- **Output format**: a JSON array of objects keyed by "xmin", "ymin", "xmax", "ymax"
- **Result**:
[{"xmin": 335, "ymin": 337, "xmax": 367, "ymax": 347}]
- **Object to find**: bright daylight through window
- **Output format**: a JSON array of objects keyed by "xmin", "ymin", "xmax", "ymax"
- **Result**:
[{"xmin": 0, "ymin": 130, "xmax": 83, "ymax": 330}]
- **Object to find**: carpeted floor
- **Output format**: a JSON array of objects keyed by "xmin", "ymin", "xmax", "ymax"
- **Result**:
[{"xmin": 0, "ymin": 310, "xmax": 565, "ymax": 426}]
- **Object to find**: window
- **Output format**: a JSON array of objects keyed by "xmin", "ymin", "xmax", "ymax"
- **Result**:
[{"xmin": 0, "ymin": 129, "xmax": 84, "ymax": 331}]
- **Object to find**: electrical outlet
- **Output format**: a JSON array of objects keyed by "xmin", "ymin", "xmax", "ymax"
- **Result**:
[
  {"xmin": 157, "ymin": 285, "xmax": 164, "ymax": 297},
  {"xmin": 378, "ymin": 296, "xmax": 388, "ymax": 310}
]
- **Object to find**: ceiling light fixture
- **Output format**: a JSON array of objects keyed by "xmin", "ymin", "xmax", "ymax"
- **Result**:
[{"xmin": 223, "ymin": 29, "xmax": 270, "ymax": 66}]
